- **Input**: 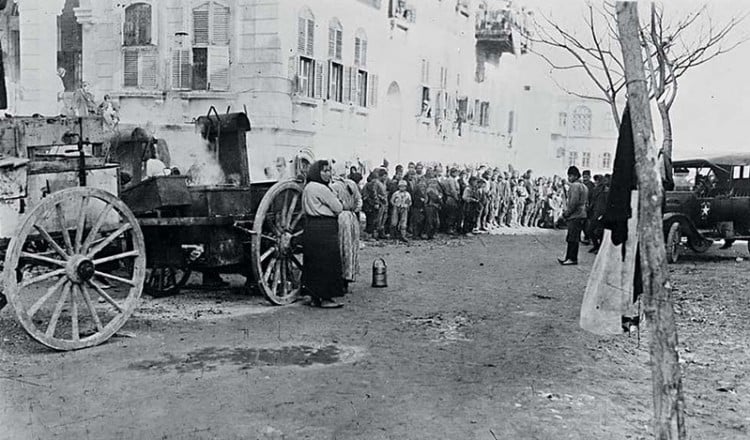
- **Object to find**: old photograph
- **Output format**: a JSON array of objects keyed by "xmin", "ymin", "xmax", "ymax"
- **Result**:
[{"xmin": 0, "ymin": 0, "xmax": 748, "ymax": 438}]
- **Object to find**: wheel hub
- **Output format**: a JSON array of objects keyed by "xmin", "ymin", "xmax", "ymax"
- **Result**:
[
  {"xmin": 279, "ymin": 232, "xmax": 292, "ymax": 253},
  {"xmin": 66, "ymin": 255, "xmax": 95, "ymax": 283}
]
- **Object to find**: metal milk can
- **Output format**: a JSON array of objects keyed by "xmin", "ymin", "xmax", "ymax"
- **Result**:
[{"xmin": 371, "ymin": 258, "xmax": 388, "ymax": 288}]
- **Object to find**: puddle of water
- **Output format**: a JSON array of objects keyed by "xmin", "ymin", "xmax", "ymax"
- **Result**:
[{"xmin": 128, "ymin": 344, "xmax": 360, "ymax": 373}]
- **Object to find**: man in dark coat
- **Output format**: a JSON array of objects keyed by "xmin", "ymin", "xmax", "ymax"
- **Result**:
[{"xmin": 558, "ymin": 166, "xmax": 588, "ymax": 265}]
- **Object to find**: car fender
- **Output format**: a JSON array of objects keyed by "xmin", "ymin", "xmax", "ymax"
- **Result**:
[{"xmin": 662, "ymin": 212, "xmax": 708, "ymax": 244}]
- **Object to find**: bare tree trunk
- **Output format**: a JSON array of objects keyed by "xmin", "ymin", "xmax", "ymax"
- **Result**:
[
  {"xmin": 658, "ymin": 101, "xmax": 673, "ymax": 160},
  {"xmin": 616, "ymin": 3, "xmax": 687, "ymax": 440}
]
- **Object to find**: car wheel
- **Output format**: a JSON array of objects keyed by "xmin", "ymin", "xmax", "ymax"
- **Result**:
[{"xmin": 666, "ymin": 222, "xmax": 682, "ymax": 264}]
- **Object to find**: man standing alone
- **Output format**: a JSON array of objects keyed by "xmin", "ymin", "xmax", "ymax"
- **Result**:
[{"xmin": 558, "ymin": 166, "xmax": 588, "ymax": 266}]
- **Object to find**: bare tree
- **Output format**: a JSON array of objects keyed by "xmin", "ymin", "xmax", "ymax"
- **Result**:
[
  {"xmin": 529, "ymin": 2, "xmax": 626, "ymax": 127},
  {"xmin": 530, "ymin": 1, "xmax": 747, "ymax": 159},
  {"xmin": 644, "ymin": 3, "xmax": 748, "ymax": 159}
]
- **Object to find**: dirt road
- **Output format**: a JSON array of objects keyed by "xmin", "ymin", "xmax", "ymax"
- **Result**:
[{"xmin": 1, "ymin": 232, "xmax": 748, "ymax": 439}]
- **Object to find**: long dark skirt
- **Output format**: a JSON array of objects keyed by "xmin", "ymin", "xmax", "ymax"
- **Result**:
[{"xmin": 303, "ymin": 216, "xmax": 344, "ymax": 300}]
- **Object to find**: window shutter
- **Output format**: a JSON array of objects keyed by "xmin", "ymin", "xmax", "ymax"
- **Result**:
[
  {"xmin": 306, "ymin": 19, "xmax": 315, "ymax": 56},
  {"xmin": 335, "ymin": 29, "xmax": 342, "ymax": 60},
  {"xmin": 298, "ymin": 17, "xmax": 306, "ymax": 53},
  {"xmin": 361, "ymin": 39, "xmax": 367, "ymax": 67},
  {"xmin": 140, "ymin": 50, "xmax": 158, "ymax": 89},
  {"xmin": 327, "ymin": 60, "xmax": 335, "ymax": 99},
  {"xmin": 354, "ymin": 37, "xmax": 361, "ymax": 65},
  {"xmin": 368, "ymin": 73, "xmax": 378, "ymax": 108},
  {"xmin": 193, "ymin": 4, "xmax": 210, "ymax": 45},
  {"xmin": 288, "ymin": 55, "xmax": 299, "ymax": 94},
  {"xmin": 208, "ymin": 45, "xmax": 230, "ymax": 90},
  {"xmin": 212, "ymin": 4, "xmax": 230, "ymax": 45},
  {"xmin": 343, "ymin": 66, "xmax": 352, "ymax": 103},
  {"xmin": 314, "ymin": 60, "xmax": 323, "ymax": 99},
  {"xmin": 328, "ymin": 28, "xmax": 335, "ymax": 59},
  {"xmin": 123, "ymin": 49, "xmax": 139, "ymax": 87},
  {"xmin": 351, "ymin": 69, "xmax": 359, "ymax": 106},
  {"xmin": 172, "ymin": 49, "xmax": 191, "ymax": 89}
]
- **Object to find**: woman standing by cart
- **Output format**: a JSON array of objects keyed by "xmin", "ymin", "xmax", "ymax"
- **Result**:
[{"xmin": 302, "ymin": 160, "xmax": 345, "ymax": 308}]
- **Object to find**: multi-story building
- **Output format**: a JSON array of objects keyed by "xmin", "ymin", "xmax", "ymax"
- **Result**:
[{"xmin": 3, "ymin": 0, "xmax": 531, "ymax": 181}]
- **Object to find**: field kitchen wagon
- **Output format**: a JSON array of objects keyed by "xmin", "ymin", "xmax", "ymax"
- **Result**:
[{"xmin": 0, "ymin": 111, "xmax": 306, "ymax": 351}]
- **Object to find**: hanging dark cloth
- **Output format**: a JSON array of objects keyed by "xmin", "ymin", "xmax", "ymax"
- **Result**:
[
  {"xmin": 601, "ymin": 104, "xmax": 642, "ymax": 302},
  {"xmin": 601, "ymin": 104, "xmax": 637, "ymax": 246}
]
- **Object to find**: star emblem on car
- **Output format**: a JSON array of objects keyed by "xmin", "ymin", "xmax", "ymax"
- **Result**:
[{"xmin": 700, "ymin": 202, "xmax": 711, "ymax": 218}]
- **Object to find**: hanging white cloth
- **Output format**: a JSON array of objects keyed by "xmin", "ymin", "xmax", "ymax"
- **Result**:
[{"xmin": 579, "ymin": 190, "xmax": 640, "ymax": 335}]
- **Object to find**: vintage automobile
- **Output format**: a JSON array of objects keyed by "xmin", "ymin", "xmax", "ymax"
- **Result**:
[{"xmin": 663, "ymin": 153, "xmax": 750, "ymax": 263}]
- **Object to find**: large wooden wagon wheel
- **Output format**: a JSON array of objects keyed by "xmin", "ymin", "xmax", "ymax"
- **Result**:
[
  {"xmin": 252, "ymin": 180, "xmax": 304, "ymax": 305},
  {"xmin": 3, "ymin": 187, "xmax": 146, "ymax": 350}
]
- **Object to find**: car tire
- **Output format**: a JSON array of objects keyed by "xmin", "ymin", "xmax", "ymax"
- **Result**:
[{"xmin": 666, "ymin": 222, "xmax": 682, "ymax": 264}]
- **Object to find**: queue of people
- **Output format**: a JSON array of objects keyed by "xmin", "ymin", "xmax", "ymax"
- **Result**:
[{"xmin": 353, "ymin": 160, "xmax": 599, "ymax": 242}]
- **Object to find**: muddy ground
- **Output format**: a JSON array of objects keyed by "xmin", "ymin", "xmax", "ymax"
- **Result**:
[{"xmin": 0, "ymin": 231, "xmax": 748, "ymax": 439}]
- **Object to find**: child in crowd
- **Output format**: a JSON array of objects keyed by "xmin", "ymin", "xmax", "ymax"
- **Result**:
[{"xmin": 390, "ymin": 180, "xmax": 412, "ymax": 242}]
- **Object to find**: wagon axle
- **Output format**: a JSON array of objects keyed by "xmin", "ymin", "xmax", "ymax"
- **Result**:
[{"xmin": 66, "ymin": 255, "xmax": 96, "ymax": 283}]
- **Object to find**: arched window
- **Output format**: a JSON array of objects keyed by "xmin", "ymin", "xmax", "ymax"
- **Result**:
[
  {"xmin": 189, "ymin": 1, "xmax": 231, "ymax": 91},
  {"xmin": 298, "ymin": 7, "xmax": 315, "ymax": 57},
  {"xmin": 122, "ymin": 1, "xmax": 157, "ymax": 89},
  {"xmin": 571, "ymin": 105, "xmax": 592, "ymax": 134},
  {"xmin": 328, "ymin": 18, "xmax": 343, "ymax": 60},
  {"xmin": 354, "ymin": 28, "xmax": 367, "ymax": 67}
]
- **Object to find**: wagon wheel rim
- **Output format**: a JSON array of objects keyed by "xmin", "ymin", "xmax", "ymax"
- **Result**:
[
  {"xmin": 252, "ymin": 181, "xmax": 304, "ymax": 305},
  {"xmin": 145, "ymin": 267, "xmax": 191, "ymax": 297},
  {"xmin": 3, "ymin": 187, "xmax": 146, "ymax": 351}
]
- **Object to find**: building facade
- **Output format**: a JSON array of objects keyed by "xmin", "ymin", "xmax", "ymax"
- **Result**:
[{"xmin": 3, "ymin": 0, "xmax": 531, "ymax": 181}]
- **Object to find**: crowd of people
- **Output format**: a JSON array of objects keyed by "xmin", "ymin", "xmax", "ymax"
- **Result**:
[
  {"xmin": 299, "ymin": 158, "xmax": 614, "ymax": 308},
  {"xmin": 349, "ymin": 161, "xmax": 612, "ymax": 242}
]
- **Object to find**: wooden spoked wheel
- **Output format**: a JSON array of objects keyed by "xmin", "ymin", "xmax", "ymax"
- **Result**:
[
  {"xmin": 3, "ymin": 187, "xmax": 146, "ymax": 350},
  {"xmin": 145, "ymin": 267, "xmax": 191, "ymax": 297},
  {"xmin": 252, "ymin": 180, "xmax": 304, "ymax": 305},
  {"xmin": 665, "ymin": 222, "xmax": 682, "ymax": 264}
]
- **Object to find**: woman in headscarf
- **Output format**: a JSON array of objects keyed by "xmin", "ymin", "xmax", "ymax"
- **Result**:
[
  {"xmin": 302, "ymin": 160, "xmax": 345, "ymax": 308},
  {"xmin": 331, "ymin": 170, "xmax": 363, "ymax": 293}
]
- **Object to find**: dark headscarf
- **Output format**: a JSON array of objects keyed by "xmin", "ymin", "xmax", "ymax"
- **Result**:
[{"xmin": 306, "ymin": 160, "xmax": 329, "ymax": 185}]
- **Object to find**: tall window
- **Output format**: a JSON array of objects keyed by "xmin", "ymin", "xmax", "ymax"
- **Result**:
[
  {"xmin": 122, "ymin": 2, "xmax": 157, "ymax": 88},
  {"xmin": 602, "ymin": 152, "xmax": 612, "ymax": 169},
  {"xmin": 479, "ymin": 102, "xmax": 490, "ymax": 127},
  {"xmin": 572, "ymin": 105, "xmax": 592, "ymax": 134},
  {"xmin": 568, "ymin": 151, "xmax": 578, "ymax": 167},
  {"xmin": 354, "ymin": 29, "xmax": 373, "ymax": 107},
  {"xmin": 328, "ymin": 62, "xmax": 343, "ymax": 102},
  {"xmin": 189, "ymin": 1, "xmax": 230, "ymax": 91},
  {"xmin": 328, "ymin": 18, "xmax": 343, "ymax": 61},
  {"xmin": 291, "ymin": 7, "xmax": 316, "ymax": 98},
  {"xmin": 354, "ymin": 30, "xmax": 367, "ymax": 67},
  {"xmin": 581, "ymin": 151, "xmax": 591, "ymax": 168}
]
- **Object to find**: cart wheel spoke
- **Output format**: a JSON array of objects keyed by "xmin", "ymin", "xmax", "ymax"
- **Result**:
[
  {"xmin": 261, "ymin": 234, "xmax": 276, "ymax": 242},
  {"xmin": 289, "ymin": 254, "xmax": 303, "ymax": 270},
  {"xmin": 285, "ymin": 194, "xmax": 299, "ymax": 228},
  {"xmin": 70, "ymin": 285, "xmax": 79, "ymax": 341},
  {"xmin": 259, "ymin": 246, "xmax": 277, "ymax": 264},
  {"xmin": 20, "ymin": 252, "xmax": 66, "ymax": 267},
  {"xmin": 28, "ymin": 278, "xmax": 68, "ymax": 318},
  {"xmin": 92, "ymin": 250, "xmax": 139, "ymax": 266},
  {"xmin": 291, "ymin": 230, "xmax": 303, "ymax": 238},
  {"xmin": 280, "ymin": 192, "xmax": 290, "ymax": 229},
  {"xmin": 263, "ymin": 257, "xmax": 278, "ymax": 284},
  {"xmin": 74, "ymin": 196, "xmax": 89, "ymax": 253},
  {"xmin": 55, "ymin": 203, "xmax": 74, "ymax": 254},
  {"xmin": 79, "ymin": 284, "xmax": 103, "ymax": 332},
  {"xmin": 81, "ymin": 202, "xmax": 114, "ymax": 252},
  {"xmin": 45, "ymin": 283, "xmax": 71, "ymax": 338},
  {"xmin": 290, "ymin": 211, "xmax": 304, "ymax": 230},
  {"xmin": 20, "ymin": 268, "xmax": 67, "ymax": 289},
  {"xmin": 93, "ymin": 270, "xmax": 136, "ymax": 287},
  {"xmin": 87, "ymin": 223, "xmax": 132, "ymax": 258},
  {"xmin": 279, "ymin": 259, "xmax": 288, "ymax": 296},
  {"xmin": 33, "ymin": 224, "xmax": 69, "ymax": 259},
  {"xmin": 88, "ymin": 280, "xmax": 124, "ymax": 313}
]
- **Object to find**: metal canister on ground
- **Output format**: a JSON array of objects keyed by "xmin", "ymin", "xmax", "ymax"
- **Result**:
[{"xmin": 371, "ymin": 258, "xmax": 387, "ymax": 288}]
